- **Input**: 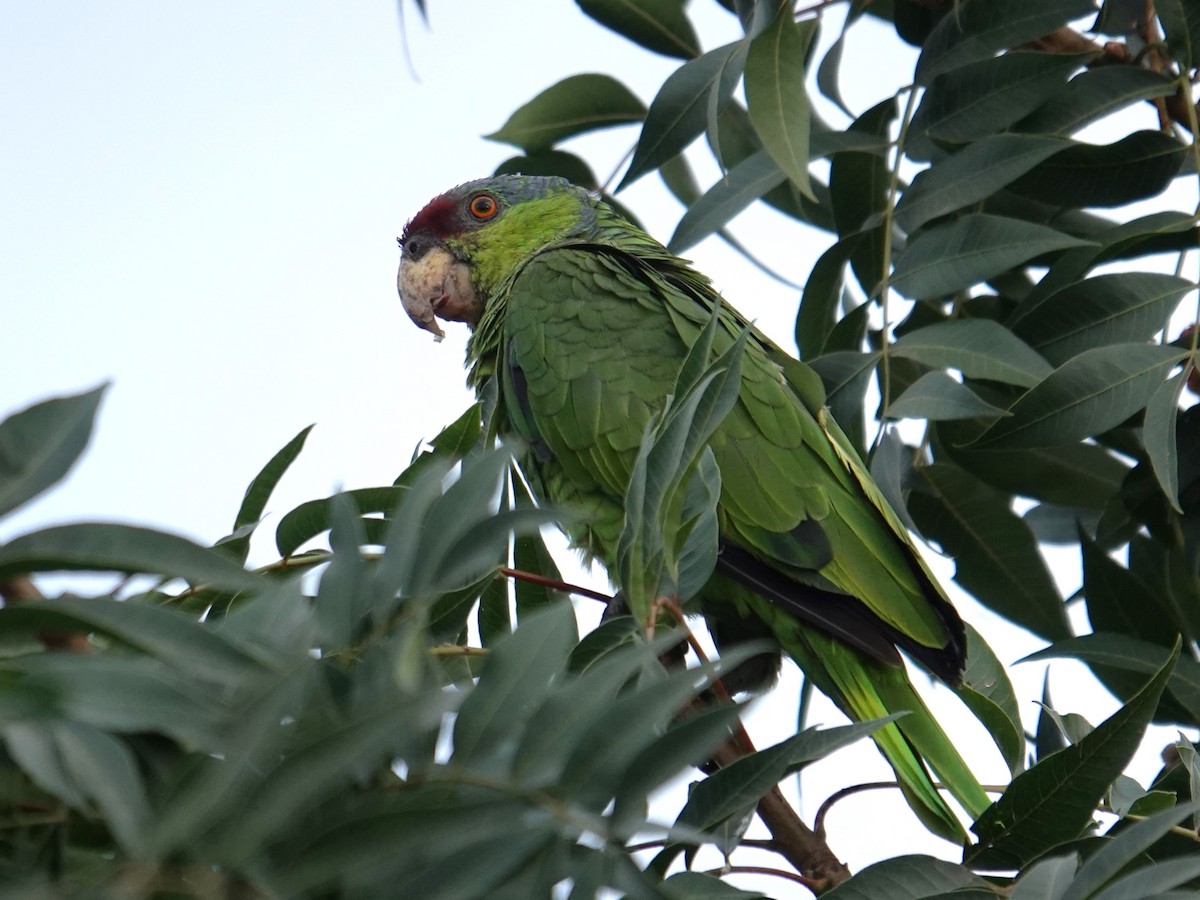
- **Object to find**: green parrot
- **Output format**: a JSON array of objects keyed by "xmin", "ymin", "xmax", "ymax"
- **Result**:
[{"xmin": 397, "ymin": 174, "xmax": 990, "ymax": 840}]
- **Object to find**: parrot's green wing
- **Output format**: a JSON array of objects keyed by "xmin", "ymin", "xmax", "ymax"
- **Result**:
[{"xmin": 497, "ymin": 240, "xmax": 988, "ymax": 840}]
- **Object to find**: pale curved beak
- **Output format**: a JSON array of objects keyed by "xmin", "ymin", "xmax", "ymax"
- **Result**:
[{"xmin": 398, "ymin": 244, "xmax": 482, "ymax": 342}]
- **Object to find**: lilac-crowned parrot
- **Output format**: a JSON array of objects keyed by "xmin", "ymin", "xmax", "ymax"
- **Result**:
[{"xmin": 398, "ymin": 175, "xmax": 989, "ymax": 840}]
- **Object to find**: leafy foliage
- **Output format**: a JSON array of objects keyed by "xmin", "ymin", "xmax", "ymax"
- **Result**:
[{"xmin": 4, "ymin": 0, "xmax": 1200, "ymax": 895}]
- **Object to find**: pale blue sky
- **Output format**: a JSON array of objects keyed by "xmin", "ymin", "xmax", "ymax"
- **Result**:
[{"xmin": 2, "ymin": 3, "xmax": 1191, "ymax": 888}]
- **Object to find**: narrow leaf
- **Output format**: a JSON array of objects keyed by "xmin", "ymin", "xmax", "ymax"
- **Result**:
[
  {"xmin": 451, "ymin": 603, "xmax": 577, "ymax": 774},
  {"xmin": 0, "ymin": 523, "xmax": 261, "ymax": 591},
  {"xmin": 916, "ymin": 0, "xmax": 1097, "ymax": 84},
  {"xmin": 744, "ymin": 10, "xmax": 815, "ymax": 196},
  {"xmin": 620, "ymin": 40, "xmax": 748, "ymax": 190},
  {"xmin": 1009, "ymin": 273, "xmax": 1194, "ymax": 366},
  {"xmin": 891, "ymin": 214, "xmax": 1095, "ymax": 300},
  {"xmin": 968, "ymin": 640, "xmax": 1181, "ymax": 870},
  {"xmin": 1017, "ymin": 66, "xmax": 1177, "ymax": 136},
  {"xmin": 0, "ymin": 385, "xmax": 106, "ymax": 519},
  {"xmin": 909, "ymin": 463, "xmax": 1070, "ymax": 641},
  {"xmin": 891, "ymin": 320, "xmax": 1052, "ymax": 388},
  {"xmin": 822, "ymin": 855, "xmax": 993, "ymax": 899},
  {"xmin": 1007, "ymin": 131, "xmax": 1188, "ymax": 209},
  {"xmin": 1143, "ymin": 371, "xmax": 1186, "ymax": 513},
  {"xmin": 667, "ymin": 151, "xmax": 785, "ymax": 253},
  {"xmin": 485, "ymin": 74, "xmax": 645, "ymax": 152},
  {"xmin": 576, "ymin": 0, "xmax": 700, "ymax": 59},
  {"xmin": 219, "ymin": 424, "xmax": 313, "ymax": 562},
  {"xmin": 885, "ymin": 371, "xmax": 1010, "ymax": 422},
  {"xmin": 894, "ymin": 134, "xmax": 1069, "ymax": 234},
  {"xmin": 970, "ymin": 344, "xmax": 1186, "ymax": 450},
  {"xmin": 912, "ymin": 52, "xmax": 1091, "ymax": 152},
  {"xmin": 1061, "ymin": 801, "xmax": 1200, "ymax": 900}
]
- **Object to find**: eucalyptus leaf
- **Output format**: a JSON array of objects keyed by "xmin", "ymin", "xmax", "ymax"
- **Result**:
[
  {"xmin": 968, "ymin": 641, "xmax": 1180, "ymax": 870},
  {"xmin": 744, "ymin": 10, "xmax": 815, "ymax": 196},
  {"xmin": 915, "ymin": 0, "xmax": 1097, "ymax": 84},
  {"xmin": 891, "ymin": 214, "xmax": 1094, "ymax": 300},
  {"xmin": 970, "ymin": 344, "xmax": 1186, "ymax": 451},
  {"xmin": 0, "ymin": 384, "xmax": 106, "ymax": 520},
  {"xmin": 576, "ymin": 0, "xmax": 700, "ymax": 59},
  {"xmin": 620, "ymin": 40, "xmax": 747, "ymax": 190},
  {"xmin": 885, "ymin": 370, "xmax": 1010, "ymax": 422},
  {"xmin": 486, "ymin": 73, "xmax": 645, "ymax": 152}
]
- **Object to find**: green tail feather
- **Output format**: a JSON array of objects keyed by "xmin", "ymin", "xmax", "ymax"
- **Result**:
[{"xmin": 759, "ymin": 600, "xmax": 989, "ymax": 843}]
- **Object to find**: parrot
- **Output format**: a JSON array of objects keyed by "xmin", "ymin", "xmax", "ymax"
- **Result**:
[{"xmin": 397, "ymin": 174, "xmax": 991, "ymax": 840}]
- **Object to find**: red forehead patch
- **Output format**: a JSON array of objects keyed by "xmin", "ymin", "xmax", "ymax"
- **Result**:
[{"xmin": 401, "ymin": 194, "xmax": 459, "ymax": 245}]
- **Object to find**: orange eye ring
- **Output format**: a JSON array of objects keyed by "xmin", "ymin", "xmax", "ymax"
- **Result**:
[{"xmin": 468, "ymin": 194, "xmax": 498, "ymax": 219}]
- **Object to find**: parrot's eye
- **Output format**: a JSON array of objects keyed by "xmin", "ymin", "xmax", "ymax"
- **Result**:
[{"xmin": 468, "ymin": 194, "xmax": 499, "ymax": 219}]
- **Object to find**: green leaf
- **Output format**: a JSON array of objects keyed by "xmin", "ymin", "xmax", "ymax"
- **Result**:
[
  {"xmin": 576, "ymin": 0, "xmax": 700, "ymax": 59},
  {"xmin": 1062, "ymin": 801, "xmax": 1200, "ymax": 900},
  {"xmin": 891, "ymin": 214, "xmax": 1095, "ymax": 300},
  {"xmin": 0, "ymin": 523, "xmax": 261, "ymax": 591},
  {"xmin": 4, "ymin": 721, "xmax": 149, "ymax": 856},
  {"xmin": 275, "ymin": 486, "xmax": 406, "ymax": 558},
  {"xmin": 915, "ymin": 0, "xmax": 1097, "ymax": 84},
  {"xmin": 957, "ymin": 622, "xmax": 1025, "ymax": 775},
  {"xmin": 1092, "ymin": 856, "xmax": 1200, "ymax": 900},
  {"xmin": 936, "ymin": 422, "xmax": 1128, "ymax": 508},
  {"xmin": 1156, "ymin": 0, "xmax": 1200, "ymax": 68},
  {"xmin": 895, "ymin": 134, "xmax": 1069, "ymax": 234},
  {"xmin": 558, "ymin": 650, "xmax": 756, "ymax": 812},
  {"xmin": 891, "ymin": 320, "xmax": 1053, "ymax": 388},
  {"xmin": 1024, "ymin": 633, "xmax": 1200, "ymax": 725},
  {"xmin": 620, "ymin": 40, "xmax": 748, "ymax": 190},
  {"xmin": 744, "ymin": 10, "xmax": 815, "ymax": 197},
  {"xmin": 830, "ymin": 98, "xmax": 895, "ymax": 298},
  {"xmin": 675, "ymin": 720, "xmax": 891, "ymax": 836},
  {"xmin": 485, "ymin": 73, "xmax": 645, "ymax": 152},
  {"xmin": 808, "ymin": 351, "xmax": 879, "ymax": 455},
  {"xmin": 1008, "ymin": 131, "xmax": 1188, "ymax": 209},
  {"xmin": 618, "ymin": 310, "xmax": 745, "ymax": 617},
  {"xmin": 868, "ymin": 429, "xmax": 920, "ymax": 535},
  {"xmin": 1082, "ymin": 534, "xmax": 1186, "ymax": 648},
  {"xmin": 970, "ymin": 344, "xmax": 1186, "ymax": 450},
  {"xmin": 0, "ymin": 594, "xmax": 265, "ymax": 679},
  {"xmin": 667, "ymin": 150, "xmax": 785, "ymax": 253},
  {"xmin": 663, "ymin": 871, "xmax": 767, "ymax": 898},
  {"xmin": 912, "ymin": 51, "xmax": 1091, "ymax": 153},
  {"xmin": 218, "ymin": 424, "xmax": 313, "ymax": 563},
  {"xmin": 885, "ymin": 370, "xmax": 1010, "ymax": 422},
  {"xmin": 451, "ymin": 603, "xmax": 577, "ymax": 775},
  {"xmin": 1143, "ymin": 371, "xmax": 1186, "ymax": 513},
  {"xmin": 1017, "ymin": 65, "xmax": 1178, "ymax": 136},
  {"xmin": 1009, "ymin": 273, "xmax": 1194, "ymax": 366},
  {"xmin": 1010, "ymin": 853, "xmax": 1080, "ymax": 900},
  {"xmin": 509, "ymin": 466, "xmax": 568, "ymax": 617},
  {"xmin": 815, "ymin": 13, "xmax": 854, "ymax": 118},
  {"xmin": 796, "ymin": 235, "xmax": 858, "ymax": 360},
  {"xmin": 494, "ymin": 150, "xmax": 598, "ymax": 187},
  {"xmin": 823, "ymin": 855, "xmax": 994, "ymax": 899},
  {"xmin": 0, "ymin": 384, "xmax": 106, "ymax": 520},
  {"xmin": 394, "ymin": 403, "xmax": 482, "ymax": 489},
  {"xmin": 909, "ymin": 463, "xmax": 1070, "ymax": 641},
  {"xmin": 512, "ymin": 639, "xmax": 660, "ymax": 789},
  {"xmin": 968, "ymin": 640, "xmax": 1181, "ymax": 870},
  {"xmin": 314, "ymin": 493, "xmax": 371, "ymax": 649}
]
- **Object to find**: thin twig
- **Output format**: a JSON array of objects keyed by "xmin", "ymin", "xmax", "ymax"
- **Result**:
[
  {"xmin": 498, "ymin": 566, "xmax": 612, "ymax": 603},
  {"xmin": 814, "ymin": 781, "xmax": 900, "ymax": 837}
]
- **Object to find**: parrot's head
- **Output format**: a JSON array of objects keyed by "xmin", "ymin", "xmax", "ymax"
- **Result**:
[{"xmin": 398, "ymin": 175, "xmax": 597, "ymax": 341}]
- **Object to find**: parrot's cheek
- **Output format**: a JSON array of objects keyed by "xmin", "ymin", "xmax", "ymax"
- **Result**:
[
  {"xmin": 398, "ymin": 248, "xmax": 482, "ymax": 341},
  {"xmin": 434, "ymin": 261, "xmax": 483, "ymax": 325}
]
